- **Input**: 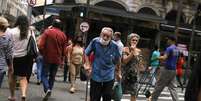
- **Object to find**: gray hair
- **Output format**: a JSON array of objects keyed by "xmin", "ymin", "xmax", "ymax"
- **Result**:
[
  {"xmin": 127, "ymin": 33, "xmax": 140, "ymax": 46},
  {"xmin": 101, "ymin": 27, "xmax": 114, "ymax": 36},
  {"xmin": 128, "ymin": 33, "xmax": 140, "ymax": 41}
]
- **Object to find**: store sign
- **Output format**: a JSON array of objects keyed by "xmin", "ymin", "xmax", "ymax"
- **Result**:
[
  {"xmin": 27, "ymin": 0, "xmax": 36, "ymax": 6},
  {"xmin": 177, "ymin": 44, "xmax": 188, "ymax": 56},
  {"xmin": 80, "ymin": 22, "xmax": 90, "ymax": 33}
]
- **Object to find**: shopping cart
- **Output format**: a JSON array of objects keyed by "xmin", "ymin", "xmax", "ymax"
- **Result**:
[{"xmin": 136, "ymin": 66, "xmax": 158, "ymax": 98}]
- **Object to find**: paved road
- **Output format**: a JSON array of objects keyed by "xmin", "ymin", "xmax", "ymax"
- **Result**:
[{"xmin": 0, "ymin": 72, "xmax": 185, "ymax": 101}]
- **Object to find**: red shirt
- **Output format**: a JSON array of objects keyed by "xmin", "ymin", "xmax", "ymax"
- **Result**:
[{"xmin": 39, "ymin": 27, "xmax": 68, "ymax": 64}]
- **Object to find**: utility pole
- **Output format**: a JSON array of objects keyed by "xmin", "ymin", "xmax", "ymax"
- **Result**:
[
  {"xmin": 27, "ymin": 0, "xmax": 37, "ymax": 24},
  {"xmin": 187, "ymin": 4, "xmax": 201, "ymax": 70},
  {"xmin": 83, "ymin": 0, "xmax": 90, "ymax": 47},
  {"xmin": 86, "ymin": 0, "xmax": 90, "ymax": 18},
  {"xmin": 174, "ymin": 0, "xmax": 183, "ymax": 37},
  {"xmin": 43, "ymin": 0, "xmax": 47, "ymax": 29}
]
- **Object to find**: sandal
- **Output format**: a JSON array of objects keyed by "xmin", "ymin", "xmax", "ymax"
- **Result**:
[{"xmin": 8, "ymin": 96, "xmax": 16, "ymax": 101}]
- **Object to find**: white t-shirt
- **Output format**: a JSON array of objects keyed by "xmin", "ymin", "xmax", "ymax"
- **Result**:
[
  {"xmin": 6, "ymin": 27, "xmax": 36, "ymax": 58},
  {"xmin": 114, "ymin": 40, "xmax": 124, "ymax": 56}
]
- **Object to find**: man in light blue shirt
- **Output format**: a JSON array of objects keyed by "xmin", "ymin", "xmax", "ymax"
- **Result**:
[
  {"xmin": 84, "ymin": 27, "xmax": 121, "ymax": 101},
  {"xmin": 150, "ymin": 45, "xmax": 160, "ymax": 86}
]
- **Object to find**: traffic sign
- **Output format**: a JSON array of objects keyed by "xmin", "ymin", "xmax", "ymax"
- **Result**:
[
  {"xmin": 80, "ymin": 22, "xmax": 90, "ymax": 33},
  {"xmin": 27, "ymin": 0, "xmax": 36, "ymax": 7}
]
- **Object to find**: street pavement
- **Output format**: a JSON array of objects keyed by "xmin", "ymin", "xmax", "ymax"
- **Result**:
[{"xmin": 0, "ymin": 70, "xmax": 185, "ymax": 101}]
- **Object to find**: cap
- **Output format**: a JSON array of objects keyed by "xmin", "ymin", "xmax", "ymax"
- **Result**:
[
  {"xmin": 167, "ymin": 35, "xmax": 177, "ymax": 41},
  {"xmin": 0, "ymin": 16, "xmax": 9, "ymax": 27}
]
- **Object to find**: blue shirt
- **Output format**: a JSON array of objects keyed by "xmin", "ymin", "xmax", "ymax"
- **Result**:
[
  {"xmin": 151, "ymin": 50, "xmax": 160, "ymax": 67},
  {"xmin": 165, "ymin": 44, "xmax": 178, "ymax": 70},
  {"xmin": 85, "ymin": 37, "xmax": 121, "ymax": 82},
  {"xmin": 0, "ymin": 34, "xmax": 13, "ymax": 70}
]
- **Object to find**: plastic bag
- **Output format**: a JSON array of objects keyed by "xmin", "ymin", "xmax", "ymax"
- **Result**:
[{"xmin": 112, "ymin": 81, "xmax": 123, "ymax": 101}]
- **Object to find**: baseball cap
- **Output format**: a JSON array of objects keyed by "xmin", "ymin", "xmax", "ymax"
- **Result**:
[
  {"xmin": 0, "ymin": 16, "xmax": 9, "ymax": 27},
  {"xmin": 167, "ymin": 35, "xmax": 177, "ymax": 41}
]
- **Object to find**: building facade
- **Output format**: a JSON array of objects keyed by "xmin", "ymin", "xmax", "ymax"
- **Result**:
[{"xmin": 46, "ymin": 0, "xmax": 201, "ymax": 67}]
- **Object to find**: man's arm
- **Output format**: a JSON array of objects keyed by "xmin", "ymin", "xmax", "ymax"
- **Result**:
[
  {"xmin": 84, "ymin": 39, "xmax": 95, "ymax": 76},
  {"xmin": 6, "ymin": 38, "xmax": 14, "ymax": 74},
  {"xmin": 38, "ymin": 31, "xmax": 47, "ymax": 55},
  {"xmin": 158, "ymin": 54, "xmax": 167, "ymax": 60}
]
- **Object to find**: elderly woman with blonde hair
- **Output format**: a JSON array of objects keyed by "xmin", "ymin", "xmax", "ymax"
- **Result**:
[{"xmin": 122, "ymin": 33, "xmax": 143, "ymax": 101}]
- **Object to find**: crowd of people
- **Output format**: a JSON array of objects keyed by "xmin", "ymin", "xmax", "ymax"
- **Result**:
[{"xmin": 0, "ymin": 14, "xmax": 200, "ymax": 101}]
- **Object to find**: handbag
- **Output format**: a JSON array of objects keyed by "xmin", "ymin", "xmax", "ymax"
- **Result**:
[
  {"xmin": 27, "ymin": 31, "xmax": 38, "ymax": 58},
  {"xmin": 112, "ymin": 82, "xmax": 123, "ymax": 101},
  {"xmin": 80, "ymin": 66, "xmax": 87, "ymax": 81}
]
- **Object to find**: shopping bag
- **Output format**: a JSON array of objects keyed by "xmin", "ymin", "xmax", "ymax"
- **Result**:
[{"xmin": 112, "ymin": 82, "xmax": 123, "ymax": 101}]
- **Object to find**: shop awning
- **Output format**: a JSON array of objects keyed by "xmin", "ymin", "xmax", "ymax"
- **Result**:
[{"xmin": 46, "ymin": 4, "xmax": 167, "ymax": 24}]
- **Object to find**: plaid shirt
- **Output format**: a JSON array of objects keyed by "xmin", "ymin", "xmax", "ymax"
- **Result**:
[{"xmin": 0, "ymin": 34, "xmax": 13, "ymax": 70}]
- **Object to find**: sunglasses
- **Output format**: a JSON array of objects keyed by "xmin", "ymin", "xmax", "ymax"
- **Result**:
[{"xmin": 131, "ymin": 39, "xmax": 138, "ymax": 42}]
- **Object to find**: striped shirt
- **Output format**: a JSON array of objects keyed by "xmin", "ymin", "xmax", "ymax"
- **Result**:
[{"xmin": 0, "ymin": 34, "xmax": 13, "ymax": 70}]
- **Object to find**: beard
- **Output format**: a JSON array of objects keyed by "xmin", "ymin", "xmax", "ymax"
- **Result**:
[{"xmin": 100, "ymin": 38, "xmax": 110, "ymax": 46}]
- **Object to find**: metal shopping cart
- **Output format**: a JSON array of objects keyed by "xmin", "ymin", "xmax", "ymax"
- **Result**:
[{"xmin": 136, "ymin": 66, "xmax": 158, "ymax": 98}]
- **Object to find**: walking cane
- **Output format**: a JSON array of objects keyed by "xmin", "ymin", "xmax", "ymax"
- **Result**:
[
  {"xmin": 85, "ymin": 73, "xmax": 91, "ymax": 101},
  {"xmin": 85, "ymin": 78, "xmax": 89, "ymax": 101}
]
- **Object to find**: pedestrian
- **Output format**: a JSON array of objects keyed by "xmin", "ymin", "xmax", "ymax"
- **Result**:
[
  {"xmin": 7, "ymin": 15, "xmax": 36, "ymax": 101},
  {"xmin": 0, "ymin": 16, "xmax": 14, "ymax": 99},
  {"xmin": 150, "ymin": 45, "xmax": 160, "ymax": 86},
  {"xmin": 63, "ymin": 39, "xmax": 72, "ymax": 82},
  {"xmin": 121, "ymin": 33, "xmax": 143, "ymax": 101},
  {"xmin": 176, "ymin": 52, "xmax": 184, "ymax": 92},
  {"xmin": 38, "ymin": 19, "xmax": 68, "ymax": 100},
  {"xmin": 149, "ymin": 35, "xmax": 179, "ymax": 101},
  {"xmin": 35, "ymin": 35, "xmax": 43, "ymax": 85},
  {"xmin": 113, "ymin": 32, "xmax": 124, "ymax": 55},
  {"xmin": 185, "ymin": 53, "xmax": 201, "ymax": 101},
  {"xmin": 84, "ymin": 27, "xmax": 121, "ymax": 101},
  {"xmin": 66, "ymin": 34, "xmax": 84, "ymax": 93}
]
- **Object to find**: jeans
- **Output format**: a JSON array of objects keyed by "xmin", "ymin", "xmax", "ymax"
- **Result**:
[
  {"xmin": 90, "ymin": 79, "xmax": 114, "ymax": 101},
  {"xmin": 0, "ymin": 70, "xmax": 5, "ymax": 88},
  {"xmin": 41, "ymin": 63, "xmax": 59, "ymax": 93},
  {"xmin": 36, "ymin": 56, "xmax": 43, "ymax": 81},
  {"xmin": 150, "ymin": 66, "xmax": 158, "ymax": 85}
]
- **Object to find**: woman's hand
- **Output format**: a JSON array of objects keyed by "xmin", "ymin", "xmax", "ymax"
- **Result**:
[{"xmin": 131, "ymin": 46, "xmax": 140, "ymax": 56}]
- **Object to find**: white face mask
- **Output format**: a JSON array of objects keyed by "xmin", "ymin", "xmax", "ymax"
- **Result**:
[{"xmin": 100, "ymin": 37, "xmax": 110, "ymax": 45}]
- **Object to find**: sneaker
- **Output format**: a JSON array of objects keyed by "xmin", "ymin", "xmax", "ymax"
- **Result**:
[
  {"xmin": 69, "ymin": 87, "xmax": 75, "ymax": 93},
  {"xmin": 43, "ymin": 90, "xmax": 51, "ymax": 101},
  {"xmin": 36, "ymin": 80, "xmax": 41, "ymax": 85}
]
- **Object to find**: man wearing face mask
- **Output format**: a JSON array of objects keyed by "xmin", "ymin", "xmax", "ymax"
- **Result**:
[{"xmin": 84, "ymin": 27, "xmax": 122, "ymax": 101}]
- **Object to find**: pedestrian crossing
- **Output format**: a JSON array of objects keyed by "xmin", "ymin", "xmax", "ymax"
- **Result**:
[
  {"xmin": 83, "ymin": 81, "xmax": 185, "ymax": 101},
  {"xmin": 121, "ymin": 85, "xmax": 184, "ymax": 101}
]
